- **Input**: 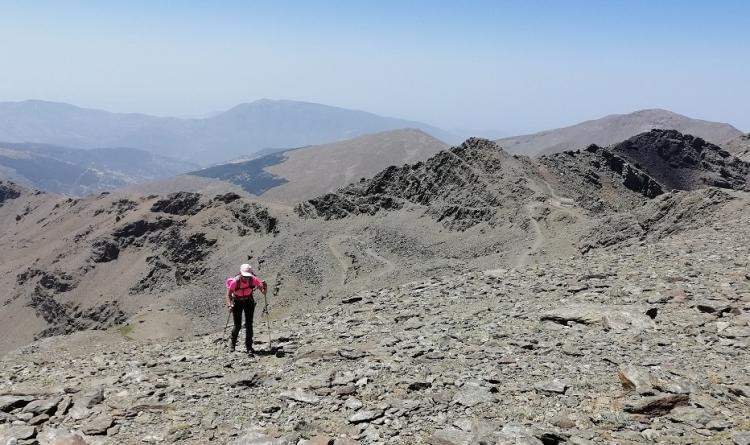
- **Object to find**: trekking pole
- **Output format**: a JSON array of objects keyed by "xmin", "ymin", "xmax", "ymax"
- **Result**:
[
  {"xmin": 258, "ymin": 258, "xmax": 273, "ymax": 352},
  {"xmin": 262, "ymin": 291, "xmax": 272, "ymax": 352},
  {"xmin": 222, "ymin": 308, "xmax": 231, "ymax": 345}
]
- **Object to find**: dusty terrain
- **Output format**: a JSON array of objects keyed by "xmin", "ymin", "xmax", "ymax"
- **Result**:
[
  {"xmin": 0, "ymin": 188, "xmax": 748, "ymax": 444},
  {"xmin": 0, "ymin": 129, "xmax": 749, "ymax": 444}
]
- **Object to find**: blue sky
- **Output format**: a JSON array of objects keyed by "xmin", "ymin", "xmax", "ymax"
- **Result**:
[{"xmin": 0, "ymin": 0, "xmax": 748, "ymax": 135}]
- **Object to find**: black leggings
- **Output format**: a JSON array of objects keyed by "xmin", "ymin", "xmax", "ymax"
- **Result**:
[{"xmin": 231, "ymin": 297, "xmax": 256, "ymax": 350}]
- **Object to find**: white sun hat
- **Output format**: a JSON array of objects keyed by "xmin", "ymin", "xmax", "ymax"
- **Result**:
[{"xmin": 240, "ymin": 263, "xmax": 254, "ymax": 277}]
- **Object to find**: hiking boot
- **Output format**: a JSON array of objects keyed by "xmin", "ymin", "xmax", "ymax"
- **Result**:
[{"xmin": 246, "ymin": 347, "xmax": 255, "ymax": 355}]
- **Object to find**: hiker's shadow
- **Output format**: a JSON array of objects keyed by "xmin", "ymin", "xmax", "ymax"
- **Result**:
[{"xmin": 256, "ymin": 347, "xmax": 286, "ymax": 358}]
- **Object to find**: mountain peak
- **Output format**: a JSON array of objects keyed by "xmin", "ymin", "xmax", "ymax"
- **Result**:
[
  {"xmin": 497, "ymin": 109, "xmax": 742, "ymax": 156},
  {"xmin": 295, "ymin": 137, "xmax": 535, "ymax": 230},
  {"xmin": 0, "ymin": 99, "xmax": 453, "ymax": 165}
]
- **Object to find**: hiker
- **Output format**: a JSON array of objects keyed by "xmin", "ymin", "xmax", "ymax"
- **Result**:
[{"xmin": 225, "ymin": 263, "xmax": 267, "ymax": 354}]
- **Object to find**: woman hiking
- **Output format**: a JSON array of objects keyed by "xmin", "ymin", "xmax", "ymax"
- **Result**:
[{"xmin": 225, "ymin": 263, "xmax": 267, "ymax": 354}]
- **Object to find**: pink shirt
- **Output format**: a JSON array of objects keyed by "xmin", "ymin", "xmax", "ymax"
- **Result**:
[{"xmin": 228, "ymin": 275, "xmax": 263, "ymax": 294}]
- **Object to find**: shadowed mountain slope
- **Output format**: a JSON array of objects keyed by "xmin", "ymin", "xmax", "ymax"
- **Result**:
[
  {"xmin": 0, "ymin": 142, "xmax": 198, "ymax": 196},
  {"xmin": 609, "ymin": 129, "xmax": 749, "ymax": 191}
]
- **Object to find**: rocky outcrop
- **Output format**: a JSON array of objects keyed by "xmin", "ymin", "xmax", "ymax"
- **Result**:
[
  {"xmin": 28, "ymin": 290, "xmax": 127, "ymax": 339},
  {"xmin": 150, "ymin": 192, "xmax": 203, "ymax": 215},
  {"xmin": 612, "ymin": 129, "xmax": 750, "ymax": 191},
  {"xmin": 214, "ymin": 192, "xmax": 241, "ymax": 204},
  {"xmin": 540, "ymin": 130, "xmax": 750, "ymax": 214},
  {"xmin": 539, "ymin": 145, "xmax": 664, "ymax": 213},
  {"xmin": 581, "ymin": 188, "xmax": 735, "ymax": 252},
  {"xmin": 227, "ymin": 201, "xmax": 279, "ymax": 236},
  {"xmin": 585, "ymin": 144, "xmax": 665, "ymax": 198},
  {"xmin": 111, "ymin": 218, "xmax": 178, "ymax": 248},
  {"xmin": 0, "ymin": 181, "xmax": 22, "ymax": 206},
  {"xmin": 297, "ymin": 138, "xmax": 537, "ymax": 230},
  {"xmin": 129, "ymin": 228, "xmax": 217, "ymax": 292},
  {"xmin": 90, "ymin": 238, "xmax": 120, "ymax": 263},
  {"xmin": 16, "ymin": 269, "xmax": 76, "ymax": 293}
]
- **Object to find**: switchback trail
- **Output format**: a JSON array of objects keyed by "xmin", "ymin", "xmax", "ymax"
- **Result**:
[{"xmin": 328, "ymin": 236, "xmax": 396, "ymax": 287}]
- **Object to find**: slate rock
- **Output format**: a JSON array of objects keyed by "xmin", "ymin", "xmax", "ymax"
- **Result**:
[
  {"xmin": 22, "ymin": 397, "xmax": 61, "ymax": 415},
  {"xmin": 344, "ymin": 398, "xmax": 363, "ymax": 411},
  {"xmin": 452, "ymin": 386, "xmax": 495, "ymax": 407},
  {"xmin": 279, "ymin": 390, "xmax": 320, "ymax": 405},
  {"xmin": 0, "ymin": 395, "xmax": 34, "ymax": 412},
  {"xmin": 225, "ymin": 372, "xmax": 260, "ymax": 387},
  {"xmin": 337, "ymin": 349, "xmax": 366, "ymax": 360},
  {"xmin": 0, "ymin": 425, "xmax": 37, "ymax": 441},
  {"xmin": 617, "ymin": 365, "xmax": 655, "ymax": 395},
  {"xmin": 429, "ymin": 427, "xmax": 472, "ymax": 445},
  {"xmin": 81, "ymin": 414, "xmax": 114, "ymax": 435},
  {"xmin": 347, "ymin": 409, "xmax": 384, "ymax": 424},
  {"xmin": 77, "ymin": 386, "xmax": 104, "ymax": 408},
  {"xmin": 534, "ymin": 379, "xmax": 568, "ymax": 394},
  {"xmin": 228, "ymin": 429, "xmax": 293, "ymax": 445},
  {"xmin": 496, "ymin": 423, "xmax": 543, "ymax": 445},
  {"xmin": 304, "ymin": 435, "xmax": 333, "ymax": 445},
  {"xmin": 623, "ymin": 393, "xmax": 689, "ymax": 416},
  {"xmin": 150, "ymin": 192, "xmax": 203, "ymax": 215}
]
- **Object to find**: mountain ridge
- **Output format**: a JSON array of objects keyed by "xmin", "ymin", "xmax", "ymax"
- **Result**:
[
  {"xmin": 188, "ymin": 128, "xmax": 450, "ymax": 202},
  {"xmin": 0, "ymin": 99, "xmax": 454, "ymax": 165},
  {"xmin": 496, "ymin": 109, "xmax": 742, "ymax": 156}
]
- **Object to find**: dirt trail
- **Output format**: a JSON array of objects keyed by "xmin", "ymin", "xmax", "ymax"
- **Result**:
[
  {"xmin": 515, "ymin": 201, "xmax": 545, "ymax": 268},
  {"xmin": 515, "ymin": 171, "xmax": 580, "ymax": 268},
  {"xmin": 364, "ymin": 246, "xmax": 396, "ymax": 278},
  {"xmin": 327, "ymin": 236, "xmax": 349, "ymax": 286},
  {"xmin": 328, "ymin": 236, "xmax": 396, "ymax": 286}
]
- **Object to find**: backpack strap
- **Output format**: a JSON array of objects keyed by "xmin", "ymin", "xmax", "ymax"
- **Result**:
[{"xmin": 233, "ymin": 275, "xmax": 254, "ymax": 298}]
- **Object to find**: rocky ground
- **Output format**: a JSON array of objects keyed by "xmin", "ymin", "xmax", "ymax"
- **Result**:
[
  {"xmin": 2, "ymin": 130, "xmax": 750, "ymax": 444},
  {"xmin": 725, "ymin": 134, "xmax": 750, "ymax": 163},
  {"xmin": 1, "ymin": 196, "xmax": 748, "ymax": 444}
]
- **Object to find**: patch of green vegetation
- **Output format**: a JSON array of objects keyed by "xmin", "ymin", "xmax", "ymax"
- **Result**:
[{"xmin": 116, "ymin": 324, "xmax": 134, "ymax": 340}]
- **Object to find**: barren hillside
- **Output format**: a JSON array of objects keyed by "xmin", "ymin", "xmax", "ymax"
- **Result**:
[
  {"xmin": 725, "ymin": 134, "xmax": 750, "ymax": 162},
  {"xmin": 496, "ymin": 109, "xmax": 742, "ymax": 156},
  {"xmin": 1, "ymin": 131, "xmax": 749, "ymax": 356},
  {"xmin": 188, "ymin": 129, "xmax": 450, "ymax": 203},
  {"xmin": 0, "ymin": 130, "xmax": 749, "ymax": 444}
]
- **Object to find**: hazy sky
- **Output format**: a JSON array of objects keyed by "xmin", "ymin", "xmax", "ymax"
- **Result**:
[{"xmin": 1, "ymin": 0, "xmax": 748, "ymax": 136}]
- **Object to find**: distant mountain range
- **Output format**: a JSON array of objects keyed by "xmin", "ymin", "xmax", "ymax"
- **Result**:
[
  {"xmin": 0, "ymin": 142, "xmax": 198, "ymax": 196},
  {"xmin": 0, "ymin": 99, "xmax": 455, "ymax": 165},
  {"xmin": 496, "ymin": 109, "xmax": 743, "ymax": 156},
  {"xmin": 162, "ymin": 111, "xmax": 747, "ymax": 203},
  {"xmin": 189, "ymin": 128, "xmax": 449, "ymax": 201},
  {"xmin": 2, "ymin": 101, "xmax": 746, "ymax": 198}
]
